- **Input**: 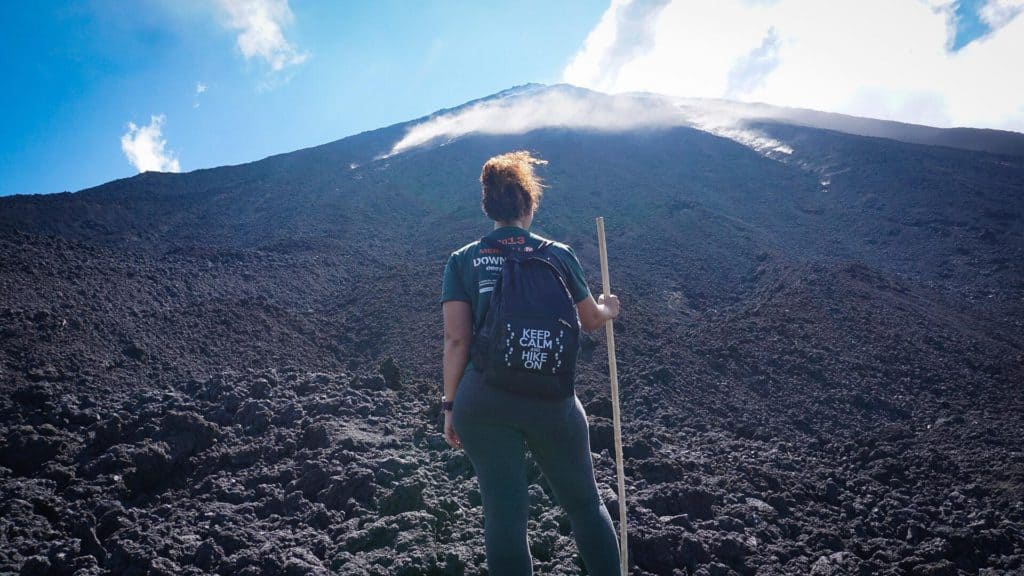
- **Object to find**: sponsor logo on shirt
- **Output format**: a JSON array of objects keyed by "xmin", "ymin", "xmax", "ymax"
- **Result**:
[{"xmin": 472, "ymin": 255, "xmax": 505, "ymax": 268}]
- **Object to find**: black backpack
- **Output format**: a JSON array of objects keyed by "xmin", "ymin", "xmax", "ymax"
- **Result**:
[{"xmin": 470, "ymin": 236, "xmax": 581, "ymax": 398}]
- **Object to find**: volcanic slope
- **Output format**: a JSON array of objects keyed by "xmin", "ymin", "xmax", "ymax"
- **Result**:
[{"xmin": 2, "ymin": 86, "xmax": 1023, "ymax": 575}]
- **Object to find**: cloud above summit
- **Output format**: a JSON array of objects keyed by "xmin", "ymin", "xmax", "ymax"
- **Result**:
[
  {"xmin": 563, "ymin": 0, "xmax": 1024, "ymax": 132},
  {"xmin": 217, "ymin": 0, "xmax": 307, "ymax": 71},
  {"xmin": 980, "ymin": 0, "xmax": 1024, "ymax": 29},
  {"xmin": 387, "ymin": 88, "xmax": 795, "ymax": 158}
]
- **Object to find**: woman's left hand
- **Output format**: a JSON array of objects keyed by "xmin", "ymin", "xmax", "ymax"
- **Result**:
[{"xmin": 444, "ymin": 411, "xmax": 462, "ymax": 450}]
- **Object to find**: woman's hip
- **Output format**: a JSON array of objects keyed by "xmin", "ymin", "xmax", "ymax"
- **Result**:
[{"xmin": 453, "ymin": 367, "xmax": 579, "ymax": 431}]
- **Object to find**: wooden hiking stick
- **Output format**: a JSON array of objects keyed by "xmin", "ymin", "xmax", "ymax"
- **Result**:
[{"xmin": 596, "ymin": 216, "xmax": 628, "ymax": 575}]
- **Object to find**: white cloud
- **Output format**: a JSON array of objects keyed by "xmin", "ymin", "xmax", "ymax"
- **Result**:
[
  {"xmin": 387, "ymin": 87, "xmax": 793, "ymax": 158},
  {"xmin": 563, "ymin": 0, "xmax": 672, "ymax": 89},
  {"xmin": 563, "ymin": 0, "xmax": 1024, "ymax": 132},
  {"xmin": 120, "ymin": 115, "xmax": 181, "ymax": 173},
  {"xmin": 725, "ymin": 26, "xmax": 781, "ymax": 99},
  {"xmin": 217, "ymin": 0, "xmax": 307, "ymax": 71},
  {"xmin": 194, "ymin": 81, "xmax": 207, "ymax": 108},
  {"xmin": 981, "ymin": 0, "xmax": 1024, "ymax": 30}
]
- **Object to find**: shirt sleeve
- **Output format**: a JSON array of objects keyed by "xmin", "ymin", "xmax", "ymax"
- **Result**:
[
  {"xmin": 440, "ymin": 252, "xmax": 471, "ymax": 304},
  {"xmin": 560, "ymin": 245, "xmax": 592, "ymax": 303}
]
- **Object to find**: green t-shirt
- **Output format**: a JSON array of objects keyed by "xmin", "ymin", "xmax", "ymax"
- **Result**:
[{"xmin": 440, "ymin": 226, "xmax": 591, "ymax": 331}]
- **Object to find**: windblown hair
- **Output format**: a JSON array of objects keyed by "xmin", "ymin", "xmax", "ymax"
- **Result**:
[{"xmin": 480, "ymin": 151, "xmax": 547, "ymax": 222}]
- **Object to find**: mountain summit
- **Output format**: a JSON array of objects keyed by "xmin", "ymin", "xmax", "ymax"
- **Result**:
[{"xmin": 389, "ymin": 84, "xmax": 1024, "ymax": 158}]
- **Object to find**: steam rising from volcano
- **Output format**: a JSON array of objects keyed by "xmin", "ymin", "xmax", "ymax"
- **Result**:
[{"xmin": 387, "ymin": 86, "xmax": 795, "ymax": 158}]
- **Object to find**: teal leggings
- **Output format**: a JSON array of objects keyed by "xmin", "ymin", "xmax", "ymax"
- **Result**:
[{"xmin": 452, "ymin": 368, "xmax": 621, "ymax": 575}]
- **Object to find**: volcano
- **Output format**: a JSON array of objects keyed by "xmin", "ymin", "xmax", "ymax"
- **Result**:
[{"xmin": 2, "ymin": 84, "xmax": 1023, "ymax": 575}]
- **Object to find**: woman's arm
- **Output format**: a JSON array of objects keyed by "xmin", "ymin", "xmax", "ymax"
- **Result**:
[
  {"xmin": 442, "ymin": 300, "xmax": 472, "ymax": 448},
  {"xmin": 443, "ymin": 301, "xmax": 473, "ymax": 398},
  {"xmin": 576, "ymin": 293, "xmax": 620, "ymax": 332}
]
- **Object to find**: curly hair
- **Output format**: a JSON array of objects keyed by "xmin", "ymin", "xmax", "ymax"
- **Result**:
[{"xmin": 480, "ymin": 151, "xmax": 547, "ymax": 222}]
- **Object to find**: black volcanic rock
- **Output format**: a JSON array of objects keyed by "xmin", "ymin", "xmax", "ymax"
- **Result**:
[{"xmin": 1, "ymin": 85, "xmax": 1023, "ymax": 574}]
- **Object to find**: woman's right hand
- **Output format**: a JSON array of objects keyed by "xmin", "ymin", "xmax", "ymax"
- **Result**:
[{"xmin": 598, "ymin": 293, "xmax": 620, "ymax": 320}]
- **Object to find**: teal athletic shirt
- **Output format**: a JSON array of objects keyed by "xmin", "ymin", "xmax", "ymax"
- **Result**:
[{"xmin": 440, "ymin": 226, "xmax": 591, "ymax": 333}]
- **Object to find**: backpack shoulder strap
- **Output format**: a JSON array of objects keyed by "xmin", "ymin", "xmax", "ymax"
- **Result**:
[{"xmin": 530, "ymin": 241, "xmax": 575, "ymax": 289}]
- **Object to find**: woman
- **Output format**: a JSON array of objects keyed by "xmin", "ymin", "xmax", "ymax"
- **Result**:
[{"xmin": 439, "ymin": 151, "xmax": 622, "ymax": 575}]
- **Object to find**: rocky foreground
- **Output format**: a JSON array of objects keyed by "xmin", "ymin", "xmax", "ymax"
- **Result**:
[{"xmin": 2, "ymin": 230, "xmax": 1022, "ymax": 576}]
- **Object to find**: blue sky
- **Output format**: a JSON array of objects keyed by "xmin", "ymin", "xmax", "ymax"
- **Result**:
[
  {"xmin": 0, "ymin": 1, "xmax": 605, "ymax": 196},
  {"xmin": 1, "ymin": 0, "xmax": 1019, "ymax": 197},
  {"xmin": 951, "ymin": 0, "xmax": 994, "ymax": 49}
]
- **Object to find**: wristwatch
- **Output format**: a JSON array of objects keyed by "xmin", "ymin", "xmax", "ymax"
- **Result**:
[{"xmin": 442, "ymin": 396, "xmax": 454, "ymax": 412}]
